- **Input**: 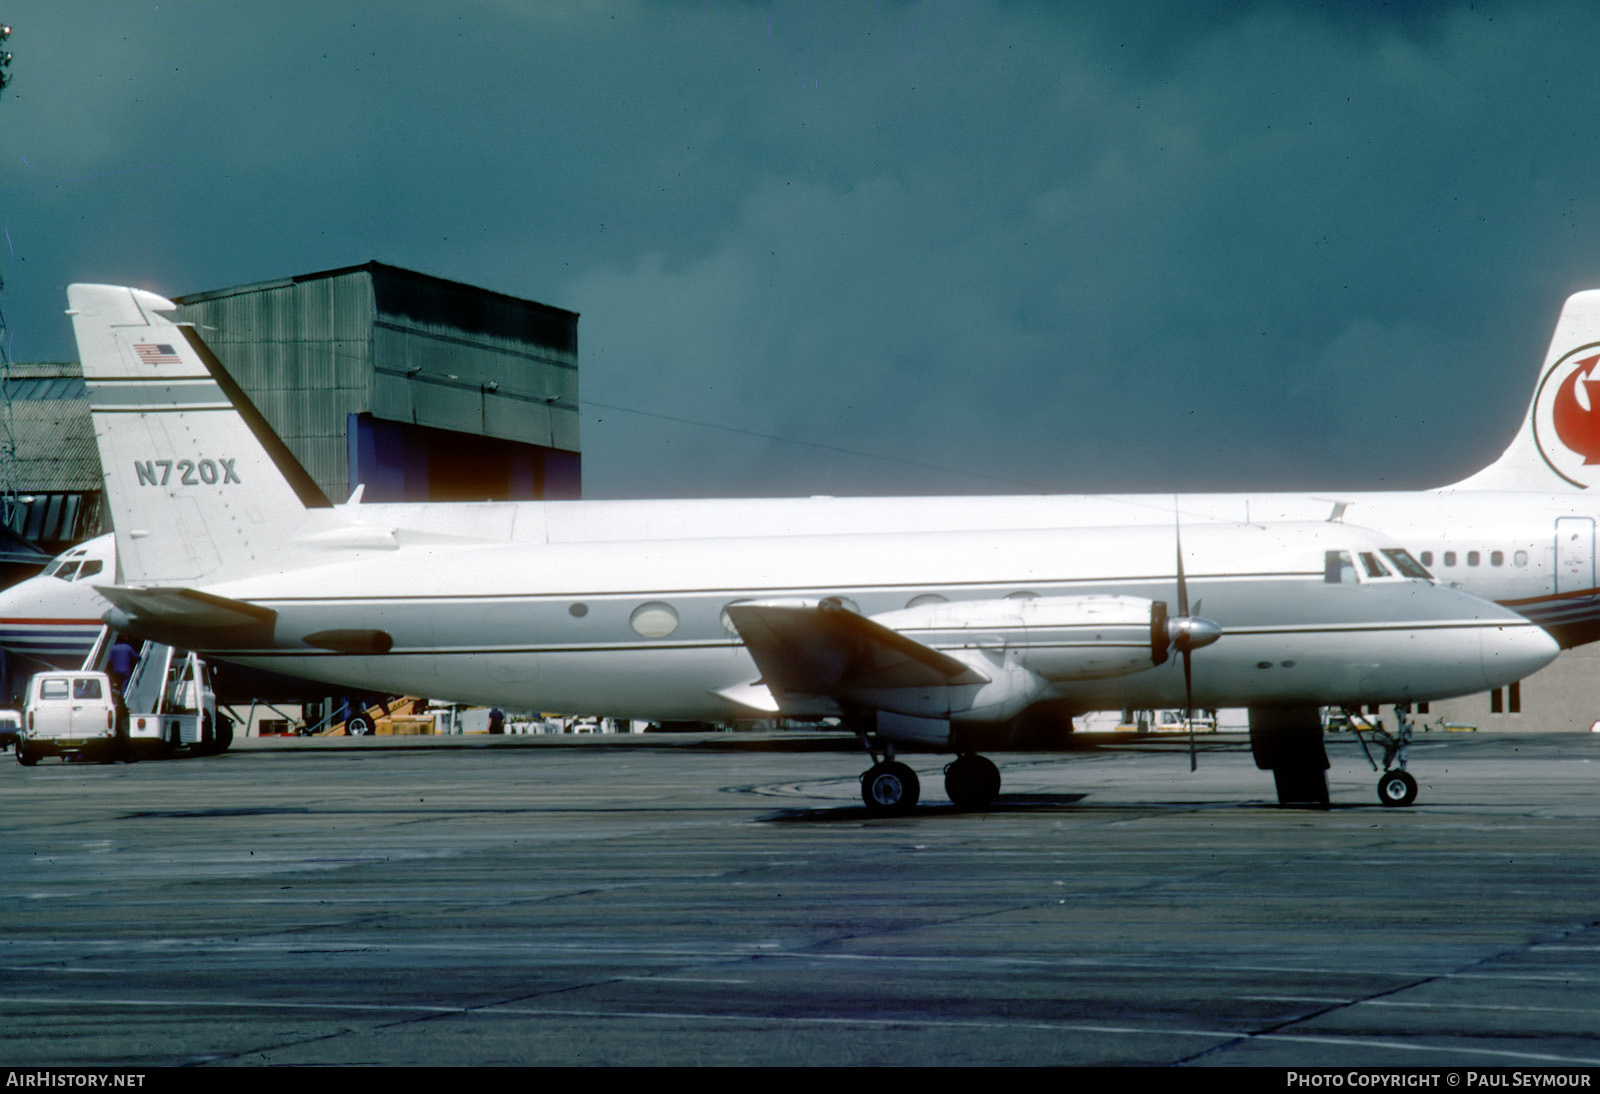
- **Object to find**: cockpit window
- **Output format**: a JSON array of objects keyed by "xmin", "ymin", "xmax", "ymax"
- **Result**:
[
  {"xmin": 1359, "ymin": 552, "xmax": 1392, "ymax": 578},
  {"xmin": 76, "ymin": 560, "xmax": 102, "ymax": 581},
  {"xmin": 1381, "ymin": 548, "xmax": 1433, "ymax": 580},
  {"xmin": 51, "ymin": 562, "xmax": 81, "ymax": 581},
  {"xmin": 1325, "ymin": 550, "xmax": 1358, "ymax": 584}
]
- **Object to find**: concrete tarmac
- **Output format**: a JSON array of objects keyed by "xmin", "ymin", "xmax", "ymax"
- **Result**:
[{"xmin": 3, "ymin": 730, "xmax": 1599, "ymax": 1067}]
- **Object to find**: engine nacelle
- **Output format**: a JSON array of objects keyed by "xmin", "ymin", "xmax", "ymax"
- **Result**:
[
  {"xmin": 845, "ymin": 647, "xmax": 1049, "ymax": 723},
  {"xmin": 870, "ymin": 594, "xmax": 1166, "ymax": 683}
]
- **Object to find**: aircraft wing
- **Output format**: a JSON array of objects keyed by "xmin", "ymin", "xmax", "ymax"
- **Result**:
[
  {"xmin": 724, "ymin": 600, "xmax": 989, "ymax": 702},
  {"xmin": 94, "ymin": 584, "xmax": 277, "ymax": 649}
]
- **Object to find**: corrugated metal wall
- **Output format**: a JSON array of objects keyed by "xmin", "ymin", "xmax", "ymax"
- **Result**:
[
  {"xmin": 368, "ymin": 265, "xmax": 579, "ymax": 453},
  {"xmin": 174, "ymin": 264, "xmax": 580, "ymax": 503},
  {"xmin": 176, "ymin": 272, "xmax": 374, "ymax": 501}
]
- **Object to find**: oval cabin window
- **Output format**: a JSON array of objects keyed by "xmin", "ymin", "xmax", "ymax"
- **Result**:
[{"xmin": 630, "ymin": 602, "xmax": 680, "ymax": 638}]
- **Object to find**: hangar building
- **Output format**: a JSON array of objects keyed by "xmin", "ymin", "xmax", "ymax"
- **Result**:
[
  {"xmin": 0, "ymin": 262, "xmax": 580, "ymax": 556},
  {"xmin": 171, "ymin": 262, "xmax": 581, "ymax": 504}
]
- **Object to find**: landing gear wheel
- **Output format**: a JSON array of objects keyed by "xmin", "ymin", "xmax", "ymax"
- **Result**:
[
  {"xmin": 1377, "ymin": 769, "xmax": 1418, "ymax": 807},
  {"xmin": 861, "ymin": 761, "xmax": 920, "ymax": 815},
  {"xmin": 944, "ymin": 754, "xmax": 1001, "ymax": 810},
  {"xmin": 347, "ymin": 714, "xmax": 374, "ymax": 737}
]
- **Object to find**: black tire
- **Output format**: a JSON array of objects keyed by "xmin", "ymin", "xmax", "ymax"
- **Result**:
[
  {"xmin": 214, "ymin": 715, "xmax": 234, "ymax": 753},
  {"xmin": 1377, "ymin": 769, "xmax": 1418, "ymax": 807},
  {"xmin": 15, "ymin": 743, "xmax": 36, "ymax": 766},
  {"xmin": 347, "ymin": 714, "xmax": 374, "ymax": 737},
  {"xmin": 944, "ymin": 754, "xmax": 1002, "ymax": 810},
  {"xmin": 861, "ymin": 761, "xmax": 920, "ymax": 815}
]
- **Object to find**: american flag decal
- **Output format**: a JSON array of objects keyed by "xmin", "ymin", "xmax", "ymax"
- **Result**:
[{"xmin": 133, "ymin": 343, "xmax": 181, "ymax": 365}]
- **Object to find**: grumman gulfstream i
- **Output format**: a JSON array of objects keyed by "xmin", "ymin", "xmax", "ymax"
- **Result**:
[{"xmin": 59, "ymin": 283, "xmax": 1561, "ymax": 812}]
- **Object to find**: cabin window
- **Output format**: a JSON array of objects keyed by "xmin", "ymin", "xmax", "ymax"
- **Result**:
[
  {"xmin": 1443, "ymin": 551, "xmax": 1457, "ymax": 567},
  {"xmin": 568, "ymin": 603, "xmax": 588, "ymax": 617},
  {"xmin": 1382, "ymin": 549, "xmax": 1432, "ymax": 579},
  {"xmin": 1515, "ymin": 550, "xmax": 1528, "ymax": 567},
  {"xmin": 1419, "ymin": 551, "xmax": 1434, "ymax": 566},
  {"xmin": 1005, "ymin": 590, "xmax": 1039, "ymax": 600},
  {"xmin": 1467, "ymin": 550, "xmax": 1481, "ymax": 566},
  {"xmin": 906, "ymin": 593, "xmax": 949, "ymax": 608},
  {"xmin": 629, "ymin": 602, "xmax": 680, "ymax": 638},
  {"xmin": 1324, "ymin": 550, "xmax": 1358, "ymax": 584},
  {"xmin": 1490, "ymin": 550, "xmax": 1504, "ymax": 567},
  {"xmin": 1359, "ymin": 552, "xmax": 1391, "ymax": 578}
]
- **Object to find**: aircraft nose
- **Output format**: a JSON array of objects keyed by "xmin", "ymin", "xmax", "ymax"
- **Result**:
[{"xmin": 1481, "ymin": 620, "xmax": 1560, "ymax": 689}]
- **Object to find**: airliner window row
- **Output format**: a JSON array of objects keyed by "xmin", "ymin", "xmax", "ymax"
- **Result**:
[{"xmin": 1417, "ymin": 550, "xmax": 1528, "ymax": 568}]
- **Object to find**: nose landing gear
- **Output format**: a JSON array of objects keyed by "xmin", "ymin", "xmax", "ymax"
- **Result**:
[
  {"xmin": 1377, "ymin": 767, "xmax": 1418, "ymax": 807},
  {"xmin": 1348, "ymin": 704, "xmax": 1419, "ymax": 807}
]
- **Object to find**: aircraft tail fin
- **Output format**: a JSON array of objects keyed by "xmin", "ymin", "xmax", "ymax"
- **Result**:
[
  {"xmin": 68, "ymin": 284, "xmax": 337, "ymax": 585},
  {"xmin": 1449, "ymin": 289, "xmax": 1600, "ymax": 492}
]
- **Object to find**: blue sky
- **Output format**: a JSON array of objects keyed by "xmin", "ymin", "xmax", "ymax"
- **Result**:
[{"xmin": 3, "ymin": 1, "xmax": 1599, "ymax": 498}]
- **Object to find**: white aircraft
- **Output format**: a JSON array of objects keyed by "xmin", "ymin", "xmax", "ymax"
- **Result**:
[
  {"xmin": 56, "ymin": 282, "xmax": 1559, "ymax": 813},
  {"xmin": 0, "ymin": 533, "xmax": 115, "ymax": 672}
]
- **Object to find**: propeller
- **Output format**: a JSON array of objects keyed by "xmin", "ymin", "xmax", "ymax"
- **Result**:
[{"xmin": 1168, "ymin": 511, "xmax": 1222, "ymax": 771}]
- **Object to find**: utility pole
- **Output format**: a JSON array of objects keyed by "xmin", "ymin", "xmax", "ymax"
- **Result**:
[{"xmin": 0, "ymin": 21, "xmax": 18, "ymax": 534}]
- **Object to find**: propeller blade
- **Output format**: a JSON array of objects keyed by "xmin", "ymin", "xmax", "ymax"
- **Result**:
[
  {"xmin": 1175, "ymin": 516, "xmax": 1189, "ymax": 618},
  {"xmin": 1183, "ymin": 646, "xmax": 1197, "ymax": 772},
  {"xmin": 1175, "ymin": 502, "xmax": 1197, "ymax": 772}
]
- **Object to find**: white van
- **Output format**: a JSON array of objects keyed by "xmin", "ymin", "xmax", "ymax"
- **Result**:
[{"xmin": 18, "ymin": 671, "xmax": 118, "ymax": 765}]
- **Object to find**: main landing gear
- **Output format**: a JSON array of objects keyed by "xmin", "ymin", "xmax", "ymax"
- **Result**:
[
  {"xmin": 855, "ymin": 732, "xmax": 1003, "ymax": 815},
  {"xmin": 861, "ymin": 759, "xmax": 920, "ymax": 814},
  {"xmin": 943, "ymin": 753, "xmax": 1001, "ymax": 810}
]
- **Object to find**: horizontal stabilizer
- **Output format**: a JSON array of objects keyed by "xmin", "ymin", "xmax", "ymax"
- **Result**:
[
  {"xmin": 95, "ymin": 584, "xmax": 276, "ymax": 649},
  {"xmin": 724, "ymin": 599, "xmax": 989, "ymax": 703}
]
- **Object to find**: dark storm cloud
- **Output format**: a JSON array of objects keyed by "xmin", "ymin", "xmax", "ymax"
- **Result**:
[{"xmin": 1, "ymin": 1, "xmax": 1596, "ymax": 497}]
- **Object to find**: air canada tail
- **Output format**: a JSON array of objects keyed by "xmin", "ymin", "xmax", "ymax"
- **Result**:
[
  {"xmin": 68, "ymin": 284, "xmax": 338, "ymax": 585},
  {"xmin": 1449, "ymin": 289, "xmax": 1600, "ymax": 492}
]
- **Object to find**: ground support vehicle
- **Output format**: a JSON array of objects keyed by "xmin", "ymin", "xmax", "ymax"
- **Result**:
[
  {"xmin": 17, "ymin": 672, "xmax": 118, "ymax": 764},
  {"xmin": 120, "ymin": 643, "xmax": 228, "ymax": 758}
]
